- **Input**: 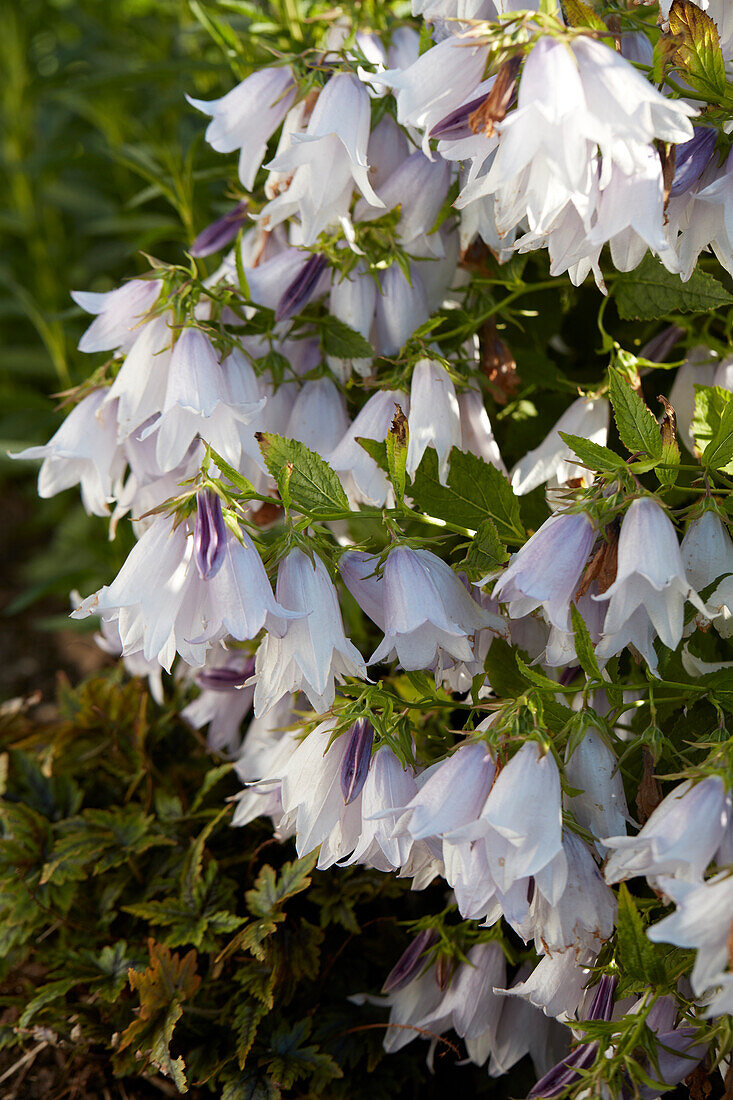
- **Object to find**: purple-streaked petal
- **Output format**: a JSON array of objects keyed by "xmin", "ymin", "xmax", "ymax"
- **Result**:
[
  {"xmin": 194, "ymin": 490, "xmax": 227, "ymax": 581},
  {"xmin": 190, "ymin": 201, "xmax": 249, "ymax": 257},
  {"xmin": 340, "ymin": 718, "xmax": 374, "ymax": 805},
  {"xmin": 382, "ymin": 929, "xmax": 439, "ymax": 993}
]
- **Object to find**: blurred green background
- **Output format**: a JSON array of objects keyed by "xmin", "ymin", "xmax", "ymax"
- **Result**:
[{"xmin": 0, "ymin": 0, "xmax": 248, "ymax": 702}]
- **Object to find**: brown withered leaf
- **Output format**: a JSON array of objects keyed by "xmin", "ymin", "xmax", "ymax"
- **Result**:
[
  {"xmin": 391, "ymin": 403, "xmax": 408, "ymax": 447},
  {"xmin": 479, "ymin": 320, "xmax": 519, "ymax": 405},
  {"xmin": 469, "ymin": 55, "xmax": 521, "ymax": 137},
  {"xmin": 636, "ymin": 747, "xmax": 663, "ymax": 825},
  {"xmin": 686, "ymin": 1059, "xmax": 713, "ymax": 1100},
  {"xmin": 576, "ymin": 522, "xmax": 619, "ymax": 598},
  {"xmin": 658, "ymin": 394, "xmax": 677, "ymax": 447},
  {"xmin": 251, "ymin": 498, "xmax": 284, "ymax": 528},
  {"xmin": 658, "ymin": 141, "xmax": 677, "ymax": 214}
]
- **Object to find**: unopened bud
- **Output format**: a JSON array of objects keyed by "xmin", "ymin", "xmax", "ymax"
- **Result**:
[
  {"xmin": 381, "ymin": 929, "xmax": 439, "ymax": 994},
  {"xmin": 340, "ymin": 718, "xmax": 374, "ymax": 805},
  {"xmin": 275, "ymin": 253, "xmax": 329, "ymax": 323},
  {"xmin": 193, "ymin": 490, "xmax": 227, "ymax": 581},
  {"xmin": 190, "ymin": 201, "xmax": 249, "ymax": 258},
  {"xmin": 434, "ymin": 952, "xmax": 456, "ymax": 992}
]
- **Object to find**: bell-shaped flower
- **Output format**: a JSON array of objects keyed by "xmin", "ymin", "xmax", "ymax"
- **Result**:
[
  {"xmin": 476, "ymin": 741, "xmax": 564, "ymax": 895},
  {"xmin": 330, "ymin": 390, "xmax": 408, "ymax": 507},
  {"xmin": 181, "ymin": 651, "xmax": 256, "ymax": 755},
  {"xmin": 402, "ymin": 741, "xmax": 496, "ymax": 842},
  {"xmin": 252, "ymin": 548, "xmax": 367, "ymax": 716},
  {"xmin": 510, "ymin": 397, "xmax": 609, "ymax": 495},
  {"xmin": 364, "ymin": 36, "xmax": 488, "ymax": 156},
  {"xmin": 458, "ymin": 388, "xmax": 506, "ymax": 473},
  {"xmin": 681, "ymin": 508, "xmax": 733, "ymax": 637},
  {"xmin": 594, "ymin": 498, "xmax": 710, "ymax": 671},
  {"xmin": 343, "ymin": 746, "xmax": 419, "ymax": 871},
  {"xmin": 527, "ymin": 831, "xmax": 617, "ymax": 956},
  {"xmin": 369, "ymin": 547, "xmax": 502, "ymax": 672},
  {"xmin": 72, "ymin": 278, "xmax": 162, "ymax": 354},
  {"xmin": 355, "ymin": 149, "xmax": 451, "ymax": 247},
  {"xmin": 283, "ymin": 378, "xmax": 349, "ymax": 459},
  {"xmin": 187, "ymin": 67, "xmax": 296, "ymax": 190},
  {"xmin": 11, "ymin": 389, "xmax": 123, "ymax": 517},
  {"xmin": 327, "ymin": 264, "xmax": 376, "ymax": 378},
  {"xmin": 648, "ymin": 871, "xmax": 733, "ymax": 1016},
  {"xmin": 604, "ymin": 776, "xmax": 730, "ymax": 886},
  {"xmin": 405, "ymin": 359, "xmax": 461, "ymax": 486},
  {"xmin": 262, "ymin": 73, "xmax": 383, "ymax": 243},
  {"xmin": 103, "ymin": 312, "xmax": 173, "ymax": 442},
  {"xmin": 492, "ymin": 511, "xmax": 595, "ymax": 632},
  {"xmin": 71, "ymin": 513, "xmax": 208, "ymax": 672},
  {"xmin": 497, "ymin": 950, "xmax": 594, "ymax": 1023},
  {"xmin": 231, "ymin": 697, "xmax": 298, "ymax": 829},
  {"xmin": 373, "ymin": 263, "xmax": 429, "ymax": 356},
  {"xmin": 668, "ymin": 345, "xmax": 719, "ymax": 453},
  {"xmin": 150, "ymin": 328, "xmax": 265, "ymax": 471},
  {"xmin": 565, "ymin": 727, "xmax": 628, "ymax": 854},
  {"xmin": 339, "ymin": 550, "xmax": 386, "ymax": 631}
]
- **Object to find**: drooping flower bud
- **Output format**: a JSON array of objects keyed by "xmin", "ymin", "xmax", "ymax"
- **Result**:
[
  {"xmin": 275, "ymin": 253, "xmax": 330, "ymax": 322},
  {"xmin": 190, "ymin": 201, "xmax": 249, "ymax": 257},
  {"xmin": 194, "ymin": 490, "xmax": 227, "ymax": 581},
  {"xmin": 670, "ymin": 126, "xmax": 718, "ymax": 197},
  {"xmin": 381, "ymin": 929, "xmax": 439, "ymax": 994},
  {"xmin": 340, "ymin": 718, "xmax": 374, "ymax": 804},
  {"xmin": 195, "ymin": 655, "xmax": 256, "ymax": 692}
]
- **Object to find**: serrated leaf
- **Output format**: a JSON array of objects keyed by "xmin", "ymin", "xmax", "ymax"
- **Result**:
[
  {"xmin": 257, "ymin": 434, "xmax": 349, "ymax": 515},
  {"xmin": 668, "ymin": 0, "xmax": 727, "ymax": 99},
  {"xmin": 614, "ymin": 254, "xmax": 733, "ymax": 321},
  {"xmin": 608, "ymin": 369, "xmax": 663, "ymax": 460},
  {"xmin": 234, "ymin": 999, "xmax": 268, "ymax": 1068},
  {"xmin": 559, "ymin": 432, "xmax": 626, "ymax": 473},
  {"xmin": 245, "ymin": 852, "xmax": 318, "ymax": 919},
  {"xmin": 410, "ymin": 447, "xmax": 523, "ymax": 542},
  {"xmin": 615, "ymin": 884, "xmax": 667, "ymax": 991},
  {"xmin": 461, "ymin": 518, "xmax": 509, "ymax": 581},
  {"xmin": 386, "ymin": 404, "xmax": 408, "ymax": 503},
  {"xmin": 18, "ymin": 978, "xmax": 79, "ymax": 1028},
  {"xmin": 268, "ymin": 1019, "xmax": 343, "ymax": 1091},
  {"xmin": 515, "ymin": 654, "xmax": 563, "ymax": 693},
  {"xmin": 356, "ymin": 436, "xmax": 388, "ymax": 469},
  {"xmin": 692, "ymin": 385, "xmax": 733, "ymax": 471},
  {"xmin": 222, "ymin": 1071, "xmax": 281, "ymax": 1100},
  {"xmin": 570, "ymin": 603, "xmax": 603, "ymax": 682},
  {"xmin": 561, "ymin": 0, "xmax": 606, "ymax": 31},
  {"xmin": 320, "ymin": 315, "xmax": 373, "ymax": 359}
]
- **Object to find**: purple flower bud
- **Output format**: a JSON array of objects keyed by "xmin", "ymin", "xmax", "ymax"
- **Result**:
[
  {"xmin": 275, "ymin": 253, "xmax": 329, "ymax": 323},
  {"xmin": 195, "ymin": 656, "xmax": 256, "ymax": 692},
  {"xmin": 670, "ymin": 127, "xmax": 718, "ymax": 197},
  {"xmin": 637, "ymin": 1028, "xmax": 708, "ymax": 1100},
  {"xmin": 429, "ymin": 94, "xmax": 487, "ymax": 141},
  {"xmin": 639, "ymin": 324, "xmax": 684, "ymax": 363},
  {"xmin": 194, "ymin": 490, "xmax": 227, "ymax": 581},
  {"xmin": 528, "ymin": 976, "xmax": 617, "ymax": 1097},
  {"xmin": 340, "ymin": 718, "xmax": 374, "ymax": 805},
  {"xmin": 381, "ymin": 929, "xmax": 439, "ymax": 994},
  {"xmin": 190, "ymin": 201, "xmax": 249, "ymax": 257}
]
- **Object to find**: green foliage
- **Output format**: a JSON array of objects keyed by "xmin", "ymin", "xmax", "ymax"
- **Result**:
[
  {"xmin": 608, "ymin": 368, "xmax": 663, "ymax": 461},
  {"xmin": 613, "ymin": 254, "xmax": 733, "ymax": 320},
  {"xmin": 692, "ymin": 385, "xmax": 733, "ymax": 472},
  {"xmin": 668, "ymin": 0, "xmax": 729, "ymax": 103},
  {"xmin": 257, "ymin": 433, "xmax": 350, "ymax": 516},
  {"xmin": 409, "ymin": 447, "xmax": 524, "ymax": 543}
]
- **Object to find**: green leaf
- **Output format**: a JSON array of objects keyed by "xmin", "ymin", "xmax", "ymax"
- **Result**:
[
  {"xmin": 268, "ymin": 1019, "xmax": 343, "ymax": 1091},
  {"xmin": 410, "ymin": 447, "xmax": 523, "ymax": 542},
  {"xmin": 614, "ymin": 254, "xmax": 733, "ymax": 321},
  {"xmin": 484, "ymin": 639, "xmax": 532, "ymax": 699},
  {"xmin": 608, "ymin": 369, "xmax": 663, "ymax": 460},
  {"xmin": 319, "ymin": 315, "xmax": 373, "ymax": 359},
  {"xmin": 356, "ymin": 436, "xmax": 388, "ymax": 470},
  {"xmin": 234, "ymin": 999, "xmax": 268, "ymax": 1068},
  {"xmin": 515, "ymin": 655, "xmax": 564, "ymax": 693},
  {"xmin": 460, "ymin": 518, "xmax": 509, "ymax": 581},
  {"xmin": 222, "ymin": 1071, "xmax": 281, "ymax": 1100},
  {"xmin": 692, "ymin": 385, "xmax": 733, "ymax": 472},
  {"xmin": 558, "ymin": 432, "xmax": 626, "ymax": 474},
  {"xmin": 668, "ymin": 0, "xmax": 727, "ymax": 99},
  {"xmin": 615, "ymin": 884, "xmax": 667, "ymax": 992},
  {"xmin": 18, "ymin": 978, "xmax": 79, "ymax": 1028},
  {"xmin": 570, "ymin": 604, "xmax": 603, "ymax": 682},
  {"xmin": 561, "ymin": 0, "xmax": 606, "ymax": 32},
  {"xmin": 385, "ymin": 403, "xmax": 408, "ymax": 504},
  {"xmin": 245, "ymin": 852, "xmax": 318, "ymax": 919},
  {"xmin": 257, "ymin": 434, "xmax": 349, "ymax": 515}
]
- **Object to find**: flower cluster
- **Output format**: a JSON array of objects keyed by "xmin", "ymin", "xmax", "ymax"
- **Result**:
[{"xmin": 15, "ymin": 0, "xmax": 733, "ymax": 1095}]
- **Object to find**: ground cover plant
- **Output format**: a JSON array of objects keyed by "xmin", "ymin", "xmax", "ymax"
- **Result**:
[{"xmin": 3, "ymin": 0, "xmax": 733, "ymax": 1097}]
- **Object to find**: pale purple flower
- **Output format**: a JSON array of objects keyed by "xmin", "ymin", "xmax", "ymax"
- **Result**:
[
  {"xmin": 497, "ymin": 949, "xmax": 594, "ymax": 1023},
  {"xmin": 329, "ymin": 390, "xmax": 408, "ymax": 507},
  {"xmin": 190, "ymin": 202, "xmax": 249, "ymax": 257},
  {"xmin": 405, "ymin": 359, "xmax": 461, "ymax": 486},
  {"xmin": 103, "ymin": 311, "xmax": 173, "ymax": 442},
  {"xmin": 327, "ymin": 264, "xmax": 375, "ymax": 378},
  {"xmin": 187, "ymin": 67, "xmax": 296, "ymax": 190},
  {"xmin": 458, "ymin": 388, "xmax": 506, "ymax": 472},
  {"xmin": 182, "ymin": 652, "xmax": 256, "ymax": 755},
  {"xmin": 340, "ymin": 719, "xmax": 374, "ymax": 805},
  {"xmin": 565, "ymin": 727, "xmax": 629, "ymax": 854},
  {"xmin": 649, "ymin": 872, "xmax": 733, "ymax": 1015},
  {"xmin": 402, "ymin": 741, "xmax": 496, "ymax": 841},
  {"xmin": 284, "ymin": 378, "xmax": 349, "ymax": 460},
  {"xmin": 595, "ymin": 498, "xmax": 710, "ymax": 671},
  {"xmin": 492, "ymin": 511, "xmax": 595, "ymax": 632},
  {"xmin": 510, "ymin": 397, "xmax": 609, "ymax": 496},
  {"xmin": 604, "ymin": 776, "xmax": 730, "ymax": 886},
  {"xmin": 528, "ymin": 976, "xmax": 617, "ymax": 1098},
  {"xmin": 339, "ymin": 550, "xmax": 386, "ymax": 631},
  {"xmin": 382, "ymin": 929, "xmax": 438, "ymax": 993},
  {"xmin": 343, "ymin": 746, "xmax": 419, "ymax": 871},
  {"xmin": 671, "ymin": 127, "xmax": 718, "ymax": 198},
  {"xmin": 369, "ymin": 547, "xmax": 501, "ymax": 672},
  {"xmin": 275, "ymin": 253, "xmax": 329, "ymax": 322},
  {"xmin": 11, "ymin": 389, "xmax": 123, "ymax": 517},
  {"xmin": 150, "ymin": 327, "xmax": 265, "ymax": 471},
  {"xmin": 681, "ymin": 509, "xmax": 733, "ymax": 637},
  {"xmin": 252, "ymin": 549, "xmax": 367, "ymax": 716},
  {"xmin": 373, "ymin": 263, "xmax": 429, "ymax": 356},
  {"xmin": 262, "ymin": 73, "xmax": 383, "ymax": 244},
  {"xmin": 354, "ymin": 149, "xmax": 451, "ymax": 245},
  {"xmin": 72, "ymin": 278, "xmax": 162, "ymax": 354}
]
